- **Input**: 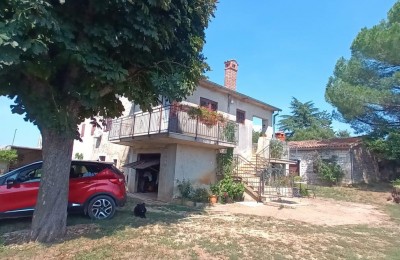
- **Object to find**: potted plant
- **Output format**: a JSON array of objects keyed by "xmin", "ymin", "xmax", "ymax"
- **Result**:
[
  {"xmin": 209, "ymin": 183, "xmax": 219, "ymax": 204},
  {"xmin": 187, "ymin": 106, "xmax": 225, "ymax": 127}
]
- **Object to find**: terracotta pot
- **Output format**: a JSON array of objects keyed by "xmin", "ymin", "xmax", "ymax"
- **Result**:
[{"xmin": 209, "ymin": 195, "xmax": 218, "ymax": 204}]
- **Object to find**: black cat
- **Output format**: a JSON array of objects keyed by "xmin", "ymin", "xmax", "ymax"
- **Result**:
[{"xmin": 133, "ymin": 202, "xmax": 147, "ymax": 218}]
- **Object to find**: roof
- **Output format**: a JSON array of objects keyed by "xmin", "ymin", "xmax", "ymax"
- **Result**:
[
  {"xmin": 5, "ymin": 145, "xmax": 42, "ymax": 151},
  {"xmin": 288, "ymin": 137, "xmax": 363, "ymax": 150},
  {"xmin": 199, "ymin": 79, "xmax": 281, "ymax": 112}
]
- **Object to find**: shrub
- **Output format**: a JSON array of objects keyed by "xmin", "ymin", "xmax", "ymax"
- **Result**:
[
  {"xmin": 212, "ymin": 174, "xmax": 245, "ymax": 203},
  {"xmin": 313, "ymin": 154, "xmax": 344, "ymax": 185},
  {"xmin": 392, "ymin": 178, "xmax": 400, "ymax": 188},
  {"xmin": 270, "ymin": 139, "xmax": 284, "ymax": 158},
  {"xmin": 0, "ymin": 149, "xmax": 18, "ymax": 164},
  {"xmin": 177, "ymin": 179, "xmax": 193, "ymax": 199},
  {"xmin": 191, "ymin": 187, "xmax": 210, "ymax": 203}
]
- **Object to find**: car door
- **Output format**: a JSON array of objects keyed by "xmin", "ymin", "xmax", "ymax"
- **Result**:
[
  {"xmin": 0, "ymin": 164, "xmax": 42, "ymax": 216},
  {"xmin": 68, "ymin": 163, "xmax": 99, "ymax": 206}
]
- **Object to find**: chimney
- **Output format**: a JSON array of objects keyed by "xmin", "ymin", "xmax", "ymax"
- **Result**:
[{"xmin": 224, "ymin": 59, "xmax": 238, "ymax": 91}]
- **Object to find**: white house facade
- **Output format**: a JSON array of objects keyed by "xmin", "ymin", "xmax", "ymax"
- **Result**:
[{"xmin": 72, "ymin": 60, "xmax": 281, "ymax": 201}]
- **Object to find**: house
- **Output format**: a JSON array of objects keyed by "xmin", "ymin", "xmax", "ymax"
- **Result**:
[
  {"xmin": 0, "ymin": 145, "xmax": 42, "ymax": 174},
  {"xmin": 288, "ymin": 137, "xmax": 379, "ymax": 184},
  {"xmin": 72, "ymin": 60, "xmax": 281, "ymax": 201}
]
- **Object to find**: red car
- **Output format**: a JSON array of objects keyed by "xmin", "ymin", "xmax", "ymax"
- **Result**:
[{"xmin": 0, "ymin": 160, "xmax": 126, "ymax": 220}]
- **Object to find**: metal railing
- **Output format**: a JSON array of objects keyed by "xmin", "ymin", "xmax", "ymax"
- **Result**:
[
  {"xmin": 108, "ymin": 105, "xmax": 238, "ymax": 145},
  {"xmin": 232, "ymin": 154, "xmax": 262, "ymax": 201}
]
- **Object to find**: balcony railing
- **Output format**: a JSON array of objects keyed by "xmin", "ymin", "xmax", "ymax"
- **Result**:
[{"xmin": 108, "ymin": 105, "xmax": 238, "ymax": 145}]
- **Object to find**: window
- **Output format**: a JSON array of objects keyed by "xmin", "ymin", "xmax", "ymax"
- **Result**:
[
  {"xmin": 200, "ymin": 97, "xmax": 218, "ymax": 111},
  {"xmin": 236, "ymin": 109, "xmax": 245, "ymax": 124},
  {"xmin": 16, "ymin": 167, "xmax": 42, "ymax": 183},
  {"xmin": 91, "ymin": 124, "xmax": 95, "ymax": 136}
]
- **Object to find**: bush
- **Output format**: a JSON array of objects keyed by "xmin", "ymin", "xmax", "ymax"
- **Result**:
[
  {"xmin": 211, "ymin": 174, "xmax": 245, "ymax": 203},
  {"xmin": 313, "ymin": 154, "xmax": 344, "ymax": 185},
  {"xmin": 392, "ymin": 178, "xmax": 400, "ymax": 188},
  {"xmin": 270, "ymin": 139, "xmax": 284, "ymax": 158},
  {"xmin": 0, "ymin": 149, "xmax": 18, "ymax": 164},
  {"xmin": 191, "ymin": 187, "xmax": 210, "ymax": 203},
  {"xmin": 177, "ymin": 179, "xmax": 193, "ymax": 199}
]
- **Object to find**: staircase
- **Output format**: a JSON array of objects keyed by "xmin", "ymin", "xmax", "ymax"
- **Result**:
[
  {"xmin": 233, "ymin": 151, "xmax": 298, "ymax": 202},
  {"xmin": 232, "ymin": 154, "xmax": 265, "ymax": 202}
]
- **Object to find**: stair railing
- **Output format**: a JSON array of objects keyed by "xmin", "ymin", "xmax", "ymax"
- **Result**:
[{"xmin": 232, "ymin": 154, "xmax": 262, "ymax": 201}]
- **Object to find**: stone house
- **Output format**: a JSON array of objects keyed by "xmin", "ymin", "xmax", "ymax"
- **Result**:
[
  {"xmin": 0, "ymin": 145, "xmax": 42, "ymax": 174},
  {"xmin": 288, "ymin": 137, "xmax": 379, "ymax": 184},
  {"xmin": 73, "ymin": 60, "xmax": 280, "ymax": 201}
]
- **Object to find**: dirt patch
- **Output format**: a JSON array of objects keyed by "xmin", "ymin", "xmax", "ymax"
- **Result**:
[{"xmin": 207, "ymin": 197, "xmax": 389, "ymax": 226}]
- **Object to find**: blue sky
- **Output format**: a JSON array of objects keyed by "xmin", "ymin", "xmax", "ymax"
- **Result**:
[{"xmin": 0, "ymin": 0, "xmax": 397, "ymax": 147}]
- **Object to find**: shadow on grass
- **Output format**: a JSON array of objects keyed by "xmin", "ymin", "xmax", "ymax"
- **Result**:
[
  {"xmin": 352, "ymin": 182, "xmax": 393, "ymax": 193},
  {"xmin": 0, "ymin": 197, "xmax": 207, "ymax": 246}
]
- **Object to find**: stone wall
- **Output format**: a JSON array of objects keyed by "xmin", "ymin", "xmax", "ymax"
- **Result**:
[{"xmin": 290, "ymin": 145, "xmax": 379, "ymax": 185}]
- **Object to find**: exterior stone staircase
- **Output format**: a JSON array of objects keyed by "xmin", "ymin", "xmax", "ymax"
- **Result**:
[
  {"xmin": 233, "ymin": 153, "xmax": 297, "ymax": 202},
  {"xmin": 233, "ymin": 154, "xmax": 264, "ymax": 202}
]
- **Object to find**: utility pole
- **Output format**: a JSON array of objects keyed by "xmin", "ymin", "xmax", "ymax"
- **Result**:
[{"xmin": 11, "ymin": 129, "xmax": 17, "ymax": 146}]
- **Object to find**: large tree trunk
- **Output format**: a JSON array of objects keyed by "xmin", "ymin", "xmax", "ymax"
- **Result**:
[{"xmin": 30, "ymin": 128, "xmax": 74, "ymax": 243}]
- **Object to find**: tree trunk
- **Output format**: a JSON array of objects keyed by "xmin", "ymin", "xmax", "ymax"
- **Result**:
[{"xmin": 30, "ymin": 127, "xmax": 74, "ymax": 243}]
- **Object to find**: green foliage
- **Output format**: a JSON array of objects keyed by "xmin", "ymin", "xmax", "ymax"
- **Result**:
[
  {"xmin": 252, "ymin": 130, "xmax": 261, "ymax": 143},
  {"xmin": 364, "ymin": 132, "xmax": 400, "ymax": 160},
  {"xmin": 278, "ymin": 97, "xmax": 335, "ymax": 141},
  {"xmin": 392, "ymin": 178, "xmax": 400, "ymax": 188},
  {"xmin": 293, "ymin": 176, "xmax": 309, "ymax": 196},
  {"xmin": 335, "ymin": 130, "xmax": 351, "ymax": 138},
  {"xmin": 191, "ymin": 187, "xmax": 210, "ymax": 203},
  {"xmin": 313, "ymin": 154, "xmax": 344, "ymax": 185},
  {"xmin": 217, "ymin": 148, "xmax": 234, "ymax": 175},
  {"xmin": 223, "ymin": 121, "xmax": 237, "ymax": 143},
  {"xmin": 187, "ymin": 106, "xmax": 225, "ymax": 127},
  {"xmin": 212, "ymin": 174, "xmax": 245, "ymax": 203},
  {"xmin": 209, "ymin": 183, "xmax": 219, "ymax": 195},
  {"xmin": 325, "ymin": 1, "xmax": 400, "ymax": 154},
  {"xmin": 270, "ymin": 139, "xmax": 284, "ymax": 158},
  {"xmin": 0, "ymin": 149, "xmax": 17, "ymax": 163},
  {"xmin": 176, "ymin": 179, "xmax": 193, "ymax": 200},
  {"xmin": 0, "ymin": 0, "xmax": 216, "ymax": 138},
  {"xmin": 74, "ymin": 152, "xmax": 83, "ymax": 160}
]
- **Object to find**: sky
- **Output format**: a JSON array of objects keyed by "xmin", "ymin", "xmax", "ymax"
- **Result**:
[{"xmin": 0, "ymin": 0, "xmax": 397, "ymax": 147}]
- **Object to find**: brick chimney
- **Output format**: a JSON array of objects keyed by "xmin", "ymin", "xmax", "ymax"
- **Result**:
[{"xmin": 224, "ymin": 59, "xmax": 238, "ymax": 91}]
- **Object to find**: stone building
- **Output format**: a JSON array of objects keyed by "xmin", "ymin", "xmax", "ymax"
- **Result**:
[
  {"xmin": 73, "ymin": 60, "xmax": 280, "ymax": 201},
  {"xmin": 289, "ymin": 137, "xmax": 379, "ymax": 184}
]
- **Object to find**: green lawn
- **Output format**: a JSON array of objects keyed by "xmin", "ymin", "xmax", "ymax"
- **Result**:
[{"xmin": 1, "ymin": 186, "xmax": 400, "ymax": 259}]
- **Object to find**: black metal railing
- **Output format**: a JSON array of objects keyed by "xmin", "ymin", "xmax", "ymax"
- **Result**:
[
  {"xmin": 108, "ymin": 105, "xmax": 238, "ymax": 145},
  {"xmin": 232, "ymin": 154, "xmax": 262, "ymax": 201}
]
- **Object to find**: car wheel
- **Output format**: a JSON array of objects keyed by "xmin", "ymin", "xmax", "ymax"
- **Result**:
[{"xmin": 87, "ymin": 195, "xmax": 116, "ymax": 220}]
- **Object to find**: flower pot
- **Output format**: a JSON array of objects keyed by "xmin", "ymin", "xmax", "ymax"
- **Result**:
[{"xmin": 209, "ymin": 195, "xmax": 218, "ymax": 204}]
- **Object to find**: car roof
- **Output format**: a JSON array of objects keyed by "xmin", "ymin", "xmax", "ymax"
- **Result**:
[{"xmin": 0, "ymin": 160, "xmax": 114, "ymax": 177}]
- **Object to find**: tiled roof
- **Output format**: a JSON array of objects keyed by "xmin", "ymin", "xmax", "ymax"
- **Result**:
[{"xmin": 288, "ymin": 137, "xmax": 362, "ymax": 150}]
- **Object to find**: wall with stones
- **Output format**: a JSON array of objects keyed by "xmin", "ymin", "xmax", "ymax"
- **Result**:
[{"xmin": 290, "ymin": 145, "xmax": 378, "ymax": 185}]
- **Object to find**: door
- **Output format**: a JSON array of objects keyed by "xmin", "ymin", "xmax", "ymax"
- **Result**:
[{"xmin": 0, "ymin": 164, "xmax": 42, "ymax": 215}]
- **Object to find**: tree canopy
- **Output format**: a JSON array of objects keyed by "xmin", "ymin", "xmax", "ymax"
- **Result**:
[
  {"xmin": 0, "ymin": 0, "xmax": 216, "ymax": 242},
  {"xmin": 278, "ymin": 97, "xmax": 336, "ymax": 141},
  {"xmin": 325, "ymin": 1, "xmax": 400, "ymax": 159}
]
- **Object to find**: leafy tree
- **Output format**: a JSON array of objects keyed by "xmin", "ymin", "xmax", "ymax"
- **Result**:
[
  {"xmin": 335, "ymin": 130, "xmax": 351, "ymax": 138},
  {"xmin": 0, "ymin": 149, "xmax": 18, "ymax": 164},
  {"xmin": 278, "ymin": 97, "xmax": 335, "ymax": 140},
  {"xmin": 0, "ymin": 0, "xmax": 215, "ymax": 242},
  {"xmin": 325, "ymin": 1, "xmax": 400, "ymax": 159},
  {"xmin": 252, "ymin": 130, "xmax": 261, "ymax": 143}
]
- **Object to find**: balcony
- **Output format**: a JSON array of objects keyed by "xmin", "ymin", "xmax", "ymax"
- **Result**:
[{"xmin": 108, "ymin": 105, "xmax": 238, "ymax": 148}]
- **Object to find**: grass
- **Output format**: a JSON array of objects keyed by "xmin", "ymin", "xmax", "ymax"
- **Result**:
[{"xmin": 1, "ymin": 187, "xmax": 400, "ymax": 259}]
